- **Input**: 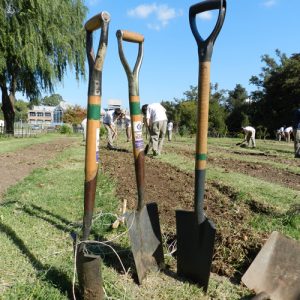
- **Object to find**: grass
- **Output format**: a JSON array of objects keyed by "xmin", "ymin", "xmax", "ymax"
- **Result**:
[
  {"xmin": 0, "ymin": 133, "xmax": 66, "ymax": 154},
  {"xmin": 0, "ymin": 134, "xmax": 298, "ymax": 299}
]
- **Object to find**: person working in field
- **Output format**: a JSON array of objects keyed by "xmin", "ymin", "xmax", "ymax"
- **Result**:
[
  {"xmin": 103, "ymin": 108, "xmax": 122, "ymax": 150},
  {"xmin": 142, "ymin": 103, "xmax": 168, "ymax": 157},
  {"xmin": 167, "ymin": 121, "xmax": 174, "ymax": 142},
  {"xmin": 81, "ymin": 118, "xmax": 87, "ymax": 141},
  {"xmin": 276, "ymin": 126, "xmax": 285, "ymax": 141},
  {"xmin": 240, "ymin": 126, "xmax": 256, "ymax": 148},
  {"xmin": 123, "ymin": 111, "xmax": 131, "ymax": 142},
  {"xmin": 293, "ymin": 108, "xmax": 300, "ymax": 158},
  {"xmin": 284, "ymin": 126, "xmax": 293, "ymax": 142}
]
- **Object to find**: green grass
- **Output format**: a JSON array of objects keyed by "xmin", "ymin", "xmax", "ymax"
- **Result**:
[{"xmin": 0, "ymin": 134, "xmax": 66, "ymax": 154}]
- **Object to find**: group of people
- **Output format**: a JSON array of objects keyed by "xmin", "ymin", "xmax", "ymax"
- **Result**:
[
  {"xmin": 276, "ymin": 126, "xmax": 294, "ymax": 142},
  {"xmin": 240, "ymin": 107, "xmax": 300, "ymax": 158},
  {"xmin": 81, "ymin": 102, "xmax": 173, "ymax": 156},
  {"xmin": 81, "ymin": 105, "xmax": 300, "ymax": 159}
]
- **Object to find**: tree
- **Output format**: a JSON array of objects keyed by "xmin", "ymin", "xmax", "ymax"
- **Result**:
[
  {"xmin": 0, "ymin": 0, "xmax": 86, "ymax": 134},
  {"xmin": 170, "ymin": 84, "xmax": 227, "ymax": 136},
  {"xmin": 225, "ymin": 84, "xmax": 250, "ymax": 132},
  {"xmin": 225, "ymin": 84, "xmax": 249, "ymax": 112},
  {"xmin": 14, "ymin": 99, "xmax": 28, "ymax": 122},
  {"xmin": 250, "ymin": 50, "xmax": 300, "ymax": 134},
  {"xmin": 41, "ymin": 94, "xmax": 64, "ymax": 107},
  {"xmin": 63, "ymin": 105, "xmax": 86, "ymax": 125},
  {"xmin": 174, "ymin": 85, "xmax": 198, "ymax": 135},
  {"xmin": 209, "ymin": 84, "xmax": 227, "ymax": 136}
]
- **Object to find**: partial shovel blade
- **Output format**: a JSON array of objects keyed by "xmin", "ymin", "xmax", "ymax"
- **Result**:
[
  {"xmin": 242, "ymin": 231, "xmax": 300, "ymax": 300},
  {"xmin": 126, "ymin": 202, "xmax": 164, "ymax": 284},
  {"xmin": 176, "ymin": 210, "xmax": 216, "ymax": 292}
]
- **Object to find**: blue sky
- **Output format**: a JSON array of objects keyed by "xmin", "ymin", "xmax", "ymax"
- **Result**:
[{"xmin": 46, "ymin": 0, "xmax": 300, "ymax": 109}]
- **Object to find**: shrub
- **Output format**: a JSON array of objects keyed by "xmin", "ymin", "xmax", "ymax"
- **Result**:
[{"xmin": 59, "ymin": 124, "xmax": 72, "ymax": 134}]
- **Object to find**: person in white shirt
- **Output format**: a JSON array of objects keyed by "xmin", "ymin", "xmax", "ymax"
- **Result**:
[
  {"xmin": 81, "ymin": 118, "xmax": 87, "ymax": 141},
  {"xmin": 240, "ymin": 126, "xmax": 256, "ymax": 148},
  {"xmin": 142, "ymin": 103, "xmax": 167, "ymax": 156},
  {"xmin": 167, "ymin": 121, "xmax": 173, "ymax": 141},
  {"xmin": 276, "ymin": 126, "xmax": 285, "ymax": 141},
  {"xmin": 284, "ymin": 126, "xmax": 293, "ymax": 143},
  {"xmin": 123, "ymin": 112, "xmax": 131, "ymax": 142},
  {"xmin": 103, "ymin": 108, "xmax": 122, "ymax": 149}
]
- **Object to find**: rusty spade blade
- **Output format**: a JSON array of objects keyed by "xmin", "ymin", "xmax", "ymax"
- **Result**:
[
  {"xmin": 117, "ymin": 29, "xmax": 164, "ymax": 284},
  {"xmin": 242, "ymin": 231, "xmax": 300, "ymax": 300}
]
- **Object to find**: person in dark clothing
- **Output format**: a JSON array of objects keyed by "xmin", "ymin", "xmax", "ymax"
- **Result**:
[{"xmin": 293, "ymin": 108, "xmax": 300, "ymax": 158}]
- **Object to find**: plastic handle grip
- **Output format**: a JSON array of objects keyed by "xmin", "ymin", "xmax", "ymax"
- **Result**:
[{"xmin": 190, "ymin": 0, "xmax": 223, "ymax": 16}]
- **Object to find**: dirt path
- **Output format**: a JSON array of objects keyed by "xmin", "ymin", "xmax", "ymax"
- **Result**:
[{"xmin": 0, "ymin": 137, "xmax": 78, "ymax": 199}]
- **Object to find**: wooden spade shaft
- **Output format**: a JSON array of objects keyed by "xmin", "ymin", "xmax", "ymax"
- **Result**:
[{"xmin": 195, "ymin": 62, "xmax": 210, "ymax": 224}]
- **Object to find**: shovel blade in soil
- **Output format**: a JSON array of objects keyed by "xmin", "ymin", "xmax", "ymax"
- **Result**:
[
  {"xmin": 126, "ymin": 202, "xmax": 164, "ymax": 284},
  {"xmin": 242, "ymin": 231, "xmax": 300, "ymax": 300},
  {"xmin": 176, "ymin": 210, "xmax": 216, "ymax": 292}
]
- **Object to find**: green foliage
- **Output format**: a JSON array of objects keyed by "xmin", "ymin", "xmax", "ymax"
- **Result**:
[
  {"xmin": 59, "ymin": 124, "xmax": 72, "ymax": 134},
  {"xmin": 178, "ymin": 125, "xmax": 190, "ymax": 136},
  {"xmin": 177, "ymin": 100, "xmax": 197, "ymax": 134},
  {"xmin": 41, "ymin": 94, "xmax": 63, "ymax": 107},
  {"xmin": 14, "ymin": 99, "xmax": 29, "ymax": 121},
  {"xmin": 250, "ymin": 50, "xmax": 300, "ymax": 134},
  {"xmin": 63, "ymin": 105, "xmax": 86, "ymax": 125},
  {"xmin": 0, "ymin": 0, "xmax": 87, "ymax": 104},
  {"xmin": 225, "ymin": 84, "xmax": 251, "ymax": 132},
  {"xmin": 256, "ymin": 125, "xmax": 270, "ymax": 140}
]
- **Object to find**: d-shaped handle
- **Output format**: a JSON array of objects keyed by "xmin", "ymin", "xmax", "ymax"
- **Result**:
[{"xmin": 189, "ymin": 0, "xmax": 226, "ymax": 62}]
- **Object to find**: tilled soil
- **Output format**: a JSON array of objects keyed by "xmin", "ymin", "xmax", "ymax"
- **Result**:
[
  {"xmin": 0, "ymin": 138, "xmax": 78, "ymax": 199},
  {"xmin": 100, "ymin": 147, "xmax": 266, "ymax": 279}
]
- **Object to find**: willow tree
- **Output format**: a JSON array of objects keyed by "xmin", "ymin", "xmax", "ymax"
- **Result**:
[{"xmin": 0, "ymin": 0, "xmax": 86, "ymax": 134}]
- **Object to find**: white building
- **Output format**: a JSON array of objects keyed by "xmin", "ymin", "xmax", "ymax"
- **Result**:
[{"xmin": 27, "ymin": 102, "xmax": 72, "ymax": 126}]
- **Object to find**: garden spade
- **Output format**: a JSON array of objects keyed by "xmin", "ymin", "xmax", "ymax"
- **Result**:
[
  {"xmin": 116, "ymin": 29, "xmax": 164, "ymax": 284},
  {"xmin": 242, "ymin": 231, "xmax": 300, "ymax": 300},
  {"xmin": 176, "ymin": 0, "xmax": 226, "ymax": 292},
  {"xmin": 76, "ymin": 12, "xmax": 110, "ymax": 299}
]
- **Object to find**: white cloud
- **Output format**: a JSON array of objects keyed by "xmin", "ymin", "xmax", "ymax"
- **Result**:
[
  {"xmin": 128, "ymin": 4, "xmax": 157, "ymax": 19},
  {"xmin": 197, "ymin": 11, "xmax": 212, "ymax": 21},
  {"xmin": 128, "ymin": 3, "xmax": 182, "ymax": 30},
  {"xmin": 262, "ymin": 0, "xmax": 277, "ymax": 7}
]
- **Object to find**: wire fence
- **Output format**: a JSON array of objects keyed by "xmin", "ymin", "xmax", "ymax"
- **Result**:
[{"xmin": 0, "ymin": 123, "xmax": 53, "ymax": 137}]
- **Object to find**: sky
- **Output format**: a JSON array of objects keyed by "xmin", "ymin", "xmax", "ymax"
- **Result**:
[{"xmin": 41, "ymin": 0, "xmax": 300, "ymax": 110}]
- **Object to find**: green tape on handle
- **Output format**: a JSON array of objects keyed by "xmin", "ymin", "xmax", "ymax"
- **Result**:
[
  {"xmin": 196, "ymin": 153, "xmax": 207, "ymax": 161},
  {"xmin": 87, "ymin": 104, "xmax": 100, "ymax": 120},
  {"xmin": 130, "ymin": 102, "xmax": 141, "ymax": 116}
]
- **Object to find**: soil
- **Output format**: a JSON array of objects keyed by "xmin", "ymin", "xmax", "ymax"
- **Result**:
[
  {"xmin": 101, "ymin": 147, "xmax": 266, "ymax": 279},
  {"xmin": 0, "ymin": 137, "xmax": 78, "ymax": 200}
]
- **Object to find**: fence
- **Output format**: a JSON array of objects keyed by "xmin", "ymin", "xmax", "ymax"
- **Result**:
[{"xmin": 0, "ymin": 123, "xmax": 45, "ymax": 137}]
